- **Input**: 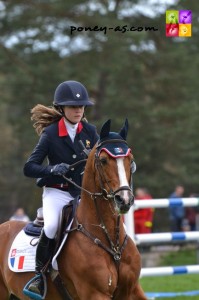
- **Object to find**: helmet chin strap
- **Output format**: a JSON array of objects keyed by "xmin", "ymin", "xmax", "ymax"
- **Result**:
[
  {"xmin": 59, "ymin": 106, "xmax": 78, "ymax": 125},
  {"xmin": 64, "ymin": 115, "xmax": 77, "ymax": 125}
]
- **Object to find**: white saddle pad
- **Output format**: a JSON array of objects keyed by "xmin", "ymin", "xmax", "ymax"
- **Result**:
[
  {"xmin": 8, "ymin": 230, "xmax": 38, "ymax": 272},
  {"xmin": 8, "ymin": 220, "xmax": 73, "ymax": 273}
]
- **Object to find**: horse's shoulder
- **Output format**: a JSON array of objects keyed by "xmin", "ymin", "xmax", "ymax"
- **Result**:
[{"xmin": 0, "ymin": 220, "xmax": 26, "ymax": 237}]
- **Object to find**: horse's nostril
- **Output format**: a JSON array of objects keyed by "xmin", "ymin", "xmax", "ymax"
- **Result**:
[{"xmin": 114, "ymin": 195, "xmax": 123, "ymax": 203}]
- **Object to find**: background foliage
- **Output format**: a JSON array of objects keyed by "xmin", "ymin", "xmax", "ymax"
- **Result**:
[{"xmin": 0, "ymin": 0, "xmax": 198, "ymax": 222}]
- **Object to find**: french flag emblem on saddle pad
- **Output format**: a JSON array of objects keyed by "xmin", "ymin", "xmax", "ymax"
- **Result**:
[
  {"xmin": 10, "ymin": 248, "xmax": 25, "ymax": 270},
  {"xmin": 8, "ymin": 230, "xmax": 38, "ymax": 272}
]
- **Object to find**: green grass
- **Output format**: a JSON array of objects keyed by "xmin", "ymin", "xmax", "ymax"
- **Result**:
[
  {"xmin": 140, "ymin": 247, "xmax": 199, "ymax": 299},
  {"xmin": 160, "ymin": 248, "xmax": 197, "ymax": 266},
  {"xmin": 140, "ymin": 274, "xmax": 199, "ymax": 299}
]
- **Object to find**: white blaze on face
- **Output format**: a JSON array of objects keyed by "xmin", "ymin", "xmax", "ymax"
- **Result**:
[{"xmin": 116, "ymin": 157, "xmax": 129, "ymax": 204}]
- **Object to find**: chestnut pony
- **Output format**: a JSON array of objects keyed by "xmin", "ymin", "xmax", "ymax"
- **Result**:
[{"xmin": 0, "ymin": 119, "xmax": 147, "ymax": 300}]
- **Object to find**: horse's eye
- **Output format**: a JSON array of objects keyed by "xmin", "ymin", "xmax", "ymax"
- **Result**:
[{"xmin": 100, "ymin": 157, "xmax": 107, "ymax": 165}]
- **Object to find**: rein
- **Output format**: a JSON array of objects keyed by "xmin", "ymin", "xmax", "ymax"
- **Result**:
[
  {"xmin": 62, "ymin": 175, "xmax": 103, "ymax": 198},
  {"xmin": 68, "ymin": 159, "xmax": 87, "ymax": 170}
]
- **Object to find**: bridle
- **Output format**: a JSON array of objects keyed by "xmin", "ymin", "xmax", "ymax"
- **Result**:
[{"xmin": 94, "ymin": 149, "xmax": 133, "ymax": 201}]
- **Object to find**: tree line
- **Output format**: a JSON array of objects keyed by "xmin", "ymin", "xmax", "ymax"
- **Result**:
[{"xmin": 0, "ymin": 0, "xmax": 198, "ymax": 223}]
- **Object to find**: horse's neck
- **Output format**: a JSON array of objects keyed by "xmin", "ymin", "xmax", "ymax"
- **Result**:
[
  {"xmin": 77, "ymin": 165, "xmax": 124, "ymax": 241},
  {"xmin": 78, "ymin": 163, "xmax": 104, "ymax": 222}
]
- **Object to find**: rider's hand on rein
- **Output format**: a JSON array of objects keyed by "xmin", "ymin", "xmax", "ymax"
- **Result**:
[{"xmin": 50, "ymin": 163, "xmax": 70, "ymax": 176}]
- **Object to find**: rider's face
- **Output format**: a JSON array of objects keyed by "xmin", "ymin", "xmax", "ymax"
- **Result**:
[{"xmin": 63, "ymin": 105, "xmax": 84, "ymax": 124}]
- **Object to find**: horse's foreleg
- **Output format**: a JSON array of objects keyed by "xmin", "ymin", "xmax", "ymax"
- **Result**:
[
  {"xmin": 0, "ymin": 271, "xmax": 9, "ymax": 300},
  {"xmin": 74, "ymin": 288, "xmax": 113, "ymax": 300},
  {"xmin": 0, "ymin": 282, "xmax": 9, "ymax": 300},
  {"xmin": 132, "ymin": 283, "xmax": 147, "ymax": 300},
  {"xmin": 10, "ymin": 295, "xmax": 21, "ymax": 300}
]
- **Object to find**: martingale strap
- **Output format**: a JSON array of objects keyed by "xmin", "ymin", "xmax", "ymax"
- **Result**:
[{"xmin": 76, "ymin": 221, "xmax": 128, "ymax": 263}]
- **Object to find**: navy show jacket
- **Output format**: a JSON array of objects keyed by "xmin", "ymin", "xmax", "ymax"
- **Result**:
[{"xmin": 24, "ymin": 118, "xmax": 99, "ymax": 196}]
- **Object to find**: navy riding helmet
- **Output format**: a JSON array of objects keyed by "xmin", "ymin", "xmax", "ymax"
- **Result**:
[{"xmin": 53, "ymin": 80, "xmax": 94, "ymax": 107}]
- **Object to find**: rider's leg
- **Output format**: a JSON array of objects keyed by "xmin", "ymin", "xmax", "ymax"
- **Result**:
[
  {"xmin": 27, "ymin": 229, "xmax": 55, "ymax": 294},
  {"xmin": 25, "ymin": 188, "xmax": 74, "ymax": 296}
]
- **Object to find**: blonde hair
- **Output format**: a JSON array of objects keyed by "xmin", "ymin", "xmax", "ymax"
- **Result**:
[{"xmin": 31, "ymin": 104, "xmax": 62, "ymax": 136}]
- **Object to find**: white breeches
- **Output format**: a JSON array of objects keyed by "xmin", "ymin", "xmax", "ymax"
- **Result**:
[{"xmin": 42, "ymin": 187, "xmax": 74, "ymax": 239}]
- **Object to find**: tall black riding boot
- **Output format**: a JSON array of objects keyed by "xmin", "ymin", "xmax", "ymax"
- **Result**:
[{"xmin": 27, "ymin": 230, "xmax": 55, "ymax": 296}]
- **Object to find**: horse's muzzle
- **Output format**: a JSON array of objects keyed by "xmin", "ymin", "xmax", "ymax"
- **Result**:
[{"xmin": 114, "ymin": 190, "xmax": 134, "ymax": 214}]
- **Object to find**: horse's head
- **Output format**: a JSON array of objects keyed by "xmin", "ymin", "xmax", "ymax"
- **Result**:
[{"xmin": 95, "ymin": 119, "xmax": 135, "ymax": 214}]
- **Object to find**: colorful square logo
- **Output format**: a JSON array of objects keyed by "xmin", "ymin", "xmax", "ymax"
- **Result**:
[
  {"xmin": 166, "ymin": 10, "xmax": 179, "ymax": 24},
  {"xmin": 179, "ymin": 10, "xmax": 192, "ymax": 24},
  {"xmin": 166, "ymin": 10, "xmax": 192, "ymax": 37},
  {"xmin": 179, "ymin": 24, "xmax": 192, "ymax": 37},
  {"xmin": 166, "ymin": 24, "xmax": 179, "ymax": 37}
]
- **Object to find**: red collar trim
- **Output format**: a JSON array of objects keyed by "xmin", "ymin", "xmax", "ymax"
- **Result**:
[
  {"xmin": 58, "ymin": 118, "xmax": 83, "ymax": 137},
  {"xmin": 58, "ymin": 118, "xmax": 68, "ymax": 137}
]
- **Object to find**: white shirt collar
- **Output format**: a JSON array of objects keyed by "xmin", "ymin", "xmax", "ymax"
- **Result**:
[{"xmin": 64, "ymin": 119, "xmax": 78, "ymax": 142}]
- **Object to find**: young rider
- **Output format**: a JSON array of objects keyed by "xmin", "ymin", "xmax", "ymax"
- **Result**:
[{"xmin": 23, "ymin": 80, "xmax": 99, "ymax": 298}]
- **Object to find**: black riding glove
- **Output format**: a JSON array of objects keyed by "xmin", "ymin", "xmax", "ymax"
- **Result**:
[{"xmin": 50, "ymin": 163, "xmax": 70, "ymax": 176}]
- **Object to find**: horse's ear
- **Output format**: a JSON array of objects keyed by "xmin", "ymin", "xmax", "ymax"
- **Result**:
[
  {"xmin": 119, "ymin": 118, "xmax": 129, "ymax": 140},
  {"xmin": 100, "ymin": 119, "xmax": 111, "ymax": 140}
]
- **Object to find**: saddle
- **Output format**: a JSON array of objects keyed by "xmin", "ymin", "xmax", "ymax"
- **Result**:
[
  {"xmin": 24, "ymin": 212, "xmax": 43, "ymax": 237},
  {"xmin": 24, "ymin": 196, "xmax": 79, "ymax": 246}
]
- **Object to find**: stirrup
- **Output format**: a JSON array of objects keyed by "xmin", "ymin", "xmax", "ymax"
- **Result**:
[{"xmin": 23, "ymin": 273, "xmax": 47, "ymax": 300}]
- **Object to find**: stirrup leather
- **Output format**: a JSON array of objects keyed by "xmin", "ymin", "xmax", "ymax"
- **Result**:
[{"xmin": 23, "ymin": 273, "xmax": 47, "ymax": 300}]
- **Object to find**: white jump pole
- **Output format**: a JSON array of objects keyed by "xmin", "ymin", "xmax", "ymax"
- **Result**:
[
  {"xmin": 141, "ymin": 265, "xmax": 199, "ymax": 277},
  {"xmin": 134, "ymin": 197, "xmax": 199, "ymax": 209},
  {"xmin": 124, "ymin": 197, "xmax": 199, "ymax": 239},
  {"xmin": 135, "ymin": 231, "xmax": 199, "ymax": 244}
]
